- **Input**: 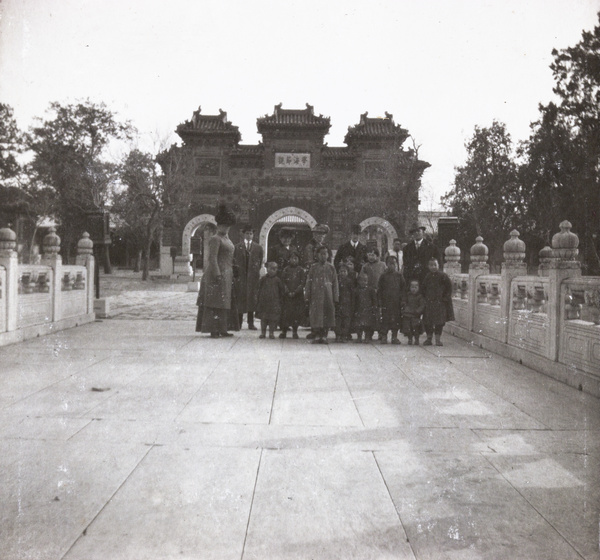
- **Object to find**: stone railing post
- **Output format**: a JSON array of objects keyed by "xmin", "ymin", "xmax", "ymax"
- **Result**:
[
  {"xmin": 547, "ymin": 220, "xmax": 582, "ymax": 361},
  {"xmin": 76, "ymin": 232, "xmax": 95, "ymax": 315},
  {"xmin": 443, "ymin": 239, "xmax": 461, "ymax": 276},
  {"xmin": 42, "ymin": 227, "xmax": 62, "ymax": 322},
  {"xmin": 501, "ymin": 230, "xmax": 527, "ymax": 343},
  {"xmin": 468, "ymin": 236, "xmax": 490, "ymax": 332},
  {"xmin": 0, "ymin": 227, "xmax": 19, "ymax": 332}
]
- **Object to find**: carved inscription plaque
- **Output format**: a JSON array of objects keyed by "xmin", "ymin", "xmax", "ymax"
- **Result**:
[{"xmin": 275, "ymin": 153, "xmax": 310, "ymax": 168}]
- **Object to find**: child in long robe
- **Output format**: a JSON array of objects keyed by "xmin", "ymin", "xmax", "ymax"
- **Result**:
[
  {"xmin": 402, "ymin": 279, "xmax": 425, "ymax": 345},
  {"xmin": 421, "ymin": 258, "xmax": 455, "ymax": 346},
  {"xmin": 352, "ymin": 273, "xmax": 377, "ymax": 342},
  {"xmin": 305, "ymin": 246, "xmax": 339, "ymax": 344},
  {"xmin": 377, "ymin": 255, "xmax": 405, "ymax": 344},
  {"xmin": 256, "ymin": 262, "xmax": 284, "ymax": 339},
  {"xmin": 280, "ymin": 252, "xmax": 306, "ymax": 339},
  {"xmin": 335, "ymin": 264, "xmax": 355, "ymax": 342}
]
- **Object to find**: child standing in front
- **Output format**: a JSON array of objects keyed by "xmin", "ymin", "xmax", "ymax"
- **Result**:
[
  {"xmin": 305, "ymin": 245, "xmax": 339, "ymax": 344},
  {"xmin": 421, "ymin": 258, "xmax": 455, "ymax": 346},
  {"xmin": 335, "ymin": 264, "xmax": 354, "ymax": 342},
  {"xmin": 256, "ymin": 262, "xmax": 284, "ymax": 339},
  {"xmin": 377, "ymin": 255, "xmax": 405, "ymax": 344},
  {"xmin": 280, "ymin": 251, "xmax": 306, "ymax": 339},
  {"xmin": 402, "ymin": 279, "xmax": 425, "ymax": 345},
  {"xmin": 352, "ymin": 273, "xmax": 377, "ymax": 342},
  {"xmin": 360, "ymin": 248, "xmax": 387, "ymax": 291}
]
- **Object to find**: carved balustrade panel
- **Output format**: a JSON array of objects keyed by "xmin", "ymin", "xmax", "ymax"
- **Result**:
[
  {"xmin": 61, "ymin": 265, "xmax": 88, "ymax": 319},
  {"xmin": 508, "ymin": 276, "xmax": 551, "ymax": 358},
  {"xmin": 473, "ymin": 274, "xmax": 503, "ymax": 340},
  {"xmin": 17, "ymin": 266, "xmax": 53, "ymax": 329},
  {"xmin": 560, "ymin": 277, "xmax": 600, "ymax": 379}
]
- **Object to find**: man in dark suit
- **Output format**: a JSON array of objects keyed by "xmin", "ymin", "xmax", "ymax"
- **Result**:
[
  {"xmin": 234, "ymin": 224, "xmax": 264, "ymax": 330},
  {"xmin": 403, "ymin": 222, "xmax": 441, "ymax": 284},
  {"xmin": 333, "ymin": 224, "xmax": 368, "ymax": 274}
]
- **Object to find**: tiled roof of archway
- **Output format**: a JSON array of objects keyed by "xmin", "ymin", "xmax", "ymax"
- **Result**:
[
  {"xmin": 345, "ymin": 112, "xmax": 409, "ymax": 143},
  {"xmin": 257, "ymin": 103, "xmax": 331, "ymax": 132}
]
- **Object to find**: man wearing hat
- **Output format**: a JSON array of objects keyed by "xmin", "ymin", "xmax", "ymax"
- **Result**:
[
  {"xmin": 233, "ymin": 224, "xmax": 264, "ymax": 329},
  {"xmin": 403, "ymin": 222, "xmax": 440, "ymax": 284},
  {"xmin": 267, "ymin": 227, "xmax": 298, "ymax": 276},
  {"xmin": 334, "ymin": 224, "xmax": 368, "ymax": 274},
  {"xmin": 302, "ymin": 223, "xmax": 332, "ymax": 269}
]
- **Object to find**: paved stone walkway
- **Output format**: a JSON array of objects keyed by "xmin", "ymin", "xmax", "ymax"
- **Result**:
[{"xmin": 1, "ymin": 290, "xmax": 599, "ymax": 559}]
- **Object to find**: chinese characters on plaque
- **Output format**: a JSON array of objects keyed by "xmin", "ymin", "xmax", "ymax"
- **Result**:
[{"xmin": 275, "ymin": 153, "xmax": 311, "ymax": 168}]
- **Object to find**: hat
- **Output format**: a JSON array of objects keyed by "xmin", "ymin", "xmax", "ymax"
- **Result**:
[
  {"xmin": 215, "ymin": 204, "xmax": 236, "ymax": 226},
  {"xmin": 313, "ymin": 224, "xmax": 329, "ymax": 234},
  {"xmin": 350, "ymin": 224, "xmax": 362, "ymax": 234},
  {"xmin": 279, "ymin": 228, "xmax": 293, "ymax": 239},
  {"xmin": 408, "ymin": 222, "xmax": 426, "ymax": 234},
  {"xmin": 241, "ymin": 224, "xmax": 254, "ymax": 233}
]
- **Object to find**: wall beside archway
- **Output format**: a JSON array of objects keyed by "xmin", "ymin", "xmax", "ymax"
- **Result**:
[
  {"xmin": 259, "ymin": 207, "xmax": 317, "ymax": 256},
  {"xmin": 359, "ymin": 217, "xmax": 398, "ymax": 253}
]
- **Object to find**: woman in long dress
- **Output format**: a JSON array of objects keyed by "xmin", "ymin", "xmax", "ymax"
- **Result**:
[{"xmin": 196, "ymin": 204, "xmax": 237, "ymax": 337}]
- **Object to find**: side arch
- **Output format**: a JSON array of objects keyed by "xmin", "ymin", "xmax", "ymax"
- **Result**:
[
  {"xmin": 182, "ymin": 214, "xmax": 216, "ymax": 257},
  {"xmin": 259, "ymin": 207, "xmax": 317, "ymax": 256}
]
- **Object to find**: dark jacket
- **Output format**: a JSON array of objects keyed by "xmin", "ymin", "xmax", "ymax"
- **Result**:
[
  {"xmin": 233, "ymin": 241, "xmax": 264, "ymax": 312},
  {"xmin": 334, "ymin": 241, "xmax": 368, "ymax": 273},
  {"xmin": 403, "ymin": 238, "xmax": 441, "ymax": 283},
  {"xmin": 421, "ymin": 271, "xmax": 455, "ymax": 326}
]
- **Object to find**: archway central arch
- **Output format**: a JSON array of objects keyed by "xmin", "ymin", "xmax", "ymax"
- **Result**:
[{"xmin": 259, "ymin": 207, "xmax": 317, "ymax": 256}]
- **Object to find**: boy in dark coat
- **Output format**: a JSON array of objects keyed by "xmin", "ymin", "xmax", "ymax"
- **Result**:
[
  {"xmin": 256, "ymin": 262, "xmax": 284, "ymax": 339},
  {"xmin": 402, "ymin": 279, "xmax": 425, "ymax": 345},
  {"xmin": 352, "ymin": 273, "xmax": 377, "ymax": 342},
  {"xmin": 335, "ymin": 264, "xmax": 355, "ymax": 342},
  {"xmin": 421, "ymin": 258, "xmax": 455, "ymax": 346},
  {"xmin": 280, "ymin": 251, "xmax": 306, "ymax": 339},
  {"xmin": 377, "ymin": 255, "xmax": 405, "ymax": 344}
]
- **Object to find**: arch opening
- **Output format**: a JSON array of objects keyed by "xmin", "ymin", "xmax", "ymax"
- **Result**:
[{"xmin": 259, "ymin": 207, "xmax": 317, "ymax": 259}]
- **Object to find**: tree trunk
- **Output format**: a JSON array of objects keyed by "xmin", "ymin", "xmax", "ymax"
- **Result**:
[
  {"xmin": 142, "ymin": 240, "xmax": 152, "ymax": 281},
  {"xmin": 133, "ymin": 249, "xmax": 142, "ymax": 272}
]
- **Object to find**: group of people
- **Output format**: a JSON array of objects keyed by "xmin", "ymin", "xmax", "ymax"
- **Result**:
[{"xmin": 196, "ymin": 205, "xmax": 454, "ymax": 346}]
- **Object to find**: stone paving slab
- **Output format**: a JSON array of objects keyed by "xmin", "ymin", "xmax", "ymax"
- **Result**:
[{"xmin": 0, "ymin": 289, "xmax": 599, "ymax": 559}]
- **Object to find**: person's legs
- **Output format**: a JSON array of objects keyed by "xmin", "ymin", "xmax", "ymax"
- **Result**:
[
  {"xmin": 413, "ymin": 326, "xmax": 420, "ymax": 345},
  {"xmin": 259, "ymin": 319, "xmax": 267, "ymax": 339},
  {"xmin": 247, "ymin": 311, "xmax": 256, "ymax": 329},
  {"xmin": 380, "ymin": 329, "xmax": 388, "ymax": 344},
  {"xmin": 365, "ymin": 328, "xmax": 373, "ymax": 342},
  {"xmin": 269, "ymin": 320, "xmax": 276, "ymax": 339},
  {"xmin": 434, "ymin": 324, "xmax": 444, "ymax": 346},
  {"xmin": 423, "ymin": 324, "xmax": 433, "ymax": 345},
  {"xmin": 391, "ymin": 329, "xmax": 399, "ymax": 344}
]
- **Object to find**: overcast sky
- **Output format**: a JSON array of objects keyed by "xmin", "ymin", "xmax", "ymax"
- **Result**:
[{"xmin": 1, "ymin": 0, "xmax": 598, "ymax": 208}]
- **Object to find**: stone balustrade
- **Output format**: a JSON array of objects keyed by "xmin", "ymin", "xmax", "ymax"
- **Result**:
[
  {"xmin": 0, "ymin": 228, "xmax": 96, "ymax": 347},
  {"xmin": 443, "ymin": 222, "xmax": 600, "ymax": 397}
]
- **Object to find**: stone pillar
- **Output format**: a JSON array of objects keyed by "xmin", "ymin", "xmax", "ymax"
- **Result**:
[
  {"xmin": 42, "ymin": 227, "xmax": 62, "ymax": 322},
  {"xmin": 500, "ymin": 230, "xmax": 527, "ymax": 343},
  {"xmin": 77, "ymin": 232, "xmax": 95, "ymax": 315},
  {"xmin": 0, "ymin": 227, "xmax": 18, "ymax": 332},
  {"xmin": 443, "ymin": 239, "xmax": 461, "ymax": 276},
  {"xmin": 468, "ymin": 236, "xmax": 490, "ymax": 332},
  {"xmin": 547, "ymin": 220, "xmax": 581, "ymax": 361}
]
